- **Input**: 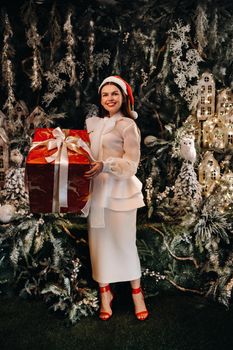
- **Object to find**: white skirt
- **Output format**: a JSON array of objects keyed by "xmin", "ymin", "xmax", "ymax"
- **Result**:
[{"xmin": 88, "ymin": 208, "xmax": 141, "ymax": 284}]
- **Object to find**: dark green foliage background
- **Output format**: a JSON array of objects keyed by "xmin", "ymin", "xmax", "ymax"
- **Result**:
[
  {"xmin": 1, "ymin": 0, "xmax": 232, "ymax": 135},
  {"xmin": 1, "ymin": 0, "xmax": 233, "ymax": 323}
]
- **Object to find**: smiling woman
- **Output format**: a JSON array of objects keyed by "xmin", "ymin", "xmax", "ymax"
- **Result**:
[
  {"xmin": 100, "ymin": 85, "xmax": 123, "ymax": 117},
  {"xmin": 85, "ymin": 76, "xmax": 148, "ymax": 321}
]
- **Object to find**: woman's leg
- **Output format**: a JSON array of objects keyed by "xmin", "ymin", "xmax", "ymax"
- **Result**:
[
  {"xmin": 130, "ymin": 278, "xmax": 148, "ymax": 320},
  {"xmin": 99, "ymin": 283, "xmax": 114, "ymax": 320}
]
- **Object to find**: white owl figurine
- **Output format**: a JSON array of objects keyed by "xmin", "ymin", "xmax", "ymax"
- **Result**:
[{"xmin": 180, "ymin": 136, "xmax": 196, "ymax": 163}]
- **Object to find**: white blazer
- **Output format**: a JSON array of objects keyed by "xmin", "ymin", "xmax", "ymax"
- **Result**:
[{"xmin": 86, "ymin": 112, "xmax": 145, "ymax": 228}]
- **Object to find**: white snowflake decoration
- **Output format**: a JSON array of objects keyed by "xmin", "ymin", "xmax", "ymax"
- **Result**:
[{"xmin": 168, "ymin": 20, "xmax": 203, "ymax": 110}]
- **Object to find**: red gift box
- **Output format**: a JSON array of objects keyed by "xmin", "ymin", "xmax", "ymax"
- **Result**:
[{"xmin": 26, "ymin": 127, "xmax": 91, "ymax": 214}]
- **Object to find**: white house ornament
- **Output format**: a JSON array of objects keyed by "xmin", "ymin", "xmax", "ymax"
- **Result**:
[
  {"xmin": 218, "ymin": 170, "xmax": 233, "ymax": 211},
  {"xmin": 216, "ymin": 88, "xmax": 233, "ymax": 118},
  {"xmin": 26, "ymin": 106, "xmax": 48, "ymax": 135},
  {"xmin": 198, "ymin": 151, "xmax": 220, "ymax": 197},
  {"xmin": 202, "ymin": 113, "xmax": 233, "ymax": 150},
  {"xmin": 195, "ymin": 72, "xmax": 233, "ymax": 149},
  {"xmin": 197, "ymin": 72, "xmax": 215, "ymax": 122}
]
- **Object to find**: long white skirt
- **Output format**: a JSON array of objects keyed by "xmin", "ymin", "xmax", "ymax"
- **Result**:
[{"xmin": 88, "ymin": 208, "xmax": 141, "ymax": 284}]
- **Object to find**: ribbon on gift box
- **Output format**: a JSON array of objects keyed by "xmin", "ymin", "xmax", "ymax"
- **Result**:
[{"xmin": 30, "ymin": 127, "xmax": 94, "ymax": 212}]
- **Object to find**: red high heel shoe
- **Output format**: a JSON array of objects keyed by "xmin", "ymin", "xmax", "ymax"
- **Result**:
[
  {"xmin": 99, "ymin": 284, "xmax": 114, "ymax": 321},
  {"xmin": 132, "ymin": 287, "xmax": 149, "ymax": 321}
]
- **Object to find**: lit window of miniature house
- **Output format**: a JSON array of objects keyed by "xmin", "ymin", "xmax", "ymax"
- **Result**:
[
  {"xmin": 225, "ymin": 120, "xmax": 233, "ymax": 148},
  {"xmin": 211, "ymin": 169, "xmax": 217, "ymax": 180},
  {"xmin": 227, "ymin": 132, "xmax": 233, "ymax": 145},
  {"xmin": 198, "ymin": 151, "xmax": 220, "ymax": 196},
  {"xmin": 197, "ymin": 72, "xmax": 215, "ymax": 122}
]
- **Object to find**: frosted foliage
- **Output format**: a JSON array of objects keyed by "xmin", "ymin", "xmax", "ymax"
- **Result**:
[
  {"xmin": 173, "ymin": 162, "xmax": 202, "ymax": 209},
  {"xmin": 26, "ymin": 22, "xmax": 42, "ymax": 91},
  {"xmin": 49, "ymin": 232, "xmax": 64, "ymax": 268},
  {"xmin": 2, "ymin": 13, "xmax": 16, "ymax": 113},
  {"xmin": 132, "ymin": 28, "xmax": 156, "ymax": 68},
  {"xmin": 3, "ymin": 167, "xmax": 29, "ymax": 214},
  {"xmin": 195, "ymin": 4, "xmax": 208, "ymax": 54},
  {"xmin": 85, "ymin": 104, "xmax": 99, "ymax": 120},
  {"xmin": 43, "ymin": 10, "xmax": 76, "ymax": 106},
  {"xmin": 209, "ymin": 10, "xmax": 218, "ymax": 52},
  {"xmin": 194, "ymin": 210, "xmax": 230, "ymax": 252},
  {"xmin": 3, "ymin": 60, "xmax": 15, "ymax": 113},
  {"xmin": 87, "ymin": 20, "xmax": 95, "ymax": 78},
  {"xmin": 168, "ymin": 20, "xmax": 203, "ymax": 110},
  {"xmin": 94, "ymin": 50, "xmax": 111, "ymax": 70},
  {"xmin": 34, "ymin": 233, "xmax": 45, "ymax": 254},
  {"xmin": 10, "ymin": 244, "xmax": 20, "ymax": 266},
  {"xmin": 43, "ymin": 67, "xmax": 67, "ymax": 106},
  {"xmin": 23, "ymin": 228, "xmax": 35, "ymax": 254},
  {"xmin": 157, "ymin": 47, "xmax": 171, "ymax": 96},
  {"xmin": 63, "ymin": 11, "xmax": 76, "ymax": 86},
  {"xmin": 145, "ymin": 176, "xmax": 153, "ymax": 207},
  {"xmin": 194, "ymin": 210, "xmax": 232, "ymax": 307}
]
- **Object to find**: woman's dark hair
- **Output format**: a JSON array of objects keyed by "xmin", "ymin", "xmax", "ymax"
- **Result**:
[{"xmin": 98, "ymin": 82, "xmax": 134, "ymax": 119}]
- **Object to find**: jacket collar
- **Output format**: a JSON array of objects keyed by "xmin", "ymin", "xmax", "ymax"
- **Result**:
[{"xmin": 86, "ymin": 112, "xmax": 124, "ymax": 160}]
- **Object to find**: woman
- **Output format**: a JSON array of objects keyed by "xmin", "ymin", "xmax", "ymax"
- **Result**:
[{"xmin": 85, "ymin": 76, "xmax": 148, "ymax": 321}]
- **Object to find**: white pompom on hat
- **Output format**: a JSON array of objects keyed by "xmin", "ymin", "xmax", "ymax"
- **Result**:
[{"xmin": 98, "ymin": 75, "xmax": 138, "ymax": 119}]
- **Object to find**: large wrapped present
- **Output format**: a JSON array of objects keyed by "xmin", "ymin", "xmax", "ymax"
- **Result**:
[{"xmin": 26, "ymin": 127, "xmax": 92, "ymax": 214}]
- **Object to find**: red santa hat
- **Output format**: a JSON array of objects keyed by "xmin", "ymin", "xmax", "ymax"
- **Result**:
[{"xmin": 98, "ymin": 75, "xmax": 138, "ymax": 119}]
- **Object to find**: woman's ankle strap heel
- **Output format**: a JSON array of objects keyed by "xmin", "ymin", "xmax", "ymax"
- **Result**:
[
  {"xmin": 99, "ymin": 284, "xmax": 114, "ymax": 321},
  {"xmin": 99, "ymin": 284, "xmax": 111, "ymax": 293},
  {"xmin": 132, "ymin": 287, "xmax": 142, "ymax": 295},
  {"xmin": 132, "ymin": 286, "xmax": 149, "ymax": 321}
]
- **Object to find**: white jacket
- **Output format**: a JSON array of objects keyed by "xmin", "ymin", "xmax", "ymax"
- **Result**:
[{"xmin": 86, "ymin": 112, "xmax": 145, "ymax": 228}]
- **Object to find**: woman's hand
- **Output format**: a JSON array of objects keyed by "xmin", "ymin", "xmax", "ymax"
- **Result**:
[{"xmin": 84, "ymin": 161, "xmax": 103, "ymax": 179}]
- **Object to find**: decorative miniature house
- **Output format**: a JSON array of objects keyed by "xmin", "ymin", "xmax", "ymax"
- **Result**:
[
  {"xmin": 197, "ymin": 74, "xmax": 233, "ymax": 149},
  {"xmin": 26, "ymin": 106, "xmax": 48, "ymax": 135},
  {"xmin": 202, "ymin": 114, "xmax": 233, "ymax": 149},
  {"xmin": 198, "ymin": 151, "xmax": 220, "ymax": 196},
  {"xmin": 217, "ymin": 169, "xmax": 233, "ymax": 211},
  {"xmin": 197, "ymin": 72, "xmax": 216, "ymax": 122},
  {"xmin": 216, "ymin": 88, "xmax": 233, "ymax": 117},
  {"xmin": 209, "ymin": 118, "xmax": 228, "ymax": 149},
  {"xmin": 225, "ymin": 116, "xmax": 233, "ymax": 148},
  {"xmin": 13, "ymin": 100, "xmax": 29, "ymax": 130},
  {"xmin": 195, "ymin": 73, "xmax": 233, "ymax": 197}
]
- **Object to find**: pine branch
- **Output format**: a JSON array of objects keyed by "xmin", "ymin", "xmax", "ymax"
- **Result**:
[
  {"xmin": 146, "ymin": 224, "xmax": 200, "ymax": 269},
  {"xmin": 166, "ymin": 277, "xmax": 204, "ymax": 295}
]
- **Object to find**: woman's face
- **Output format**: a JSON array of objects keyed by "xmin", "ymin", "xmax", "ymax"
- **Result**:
[{"xmin": 100, "ymin": 84, "xmax": 123, "ymax": 117}]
